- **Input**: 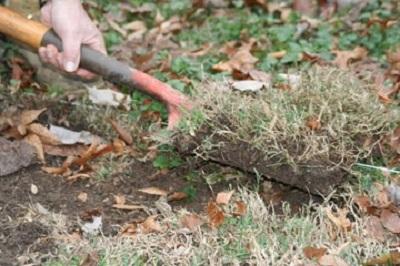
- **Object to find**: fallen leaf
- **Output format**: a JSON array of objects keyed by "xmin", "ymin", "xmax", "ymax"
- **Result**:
[
  {"xmin": 49, "ymin": 125, "xmax": 100, "ymax": 145},
  {"xmin": 30, "ymin": 184, "xmax": 38, "ymax": 195},
  {"xmin": 112, "ymin": 204, "xmax": 146, "ymax": 211},
  {"xmin": 318, "ymin": 255, "xmax": 349, "ymax": 266},
  {"xmin": 365, "ymin": 216, "xmax": 385, "ymax": 242},
  {"xmin": 268, "ymin": 50, "xmax": 287, "ymax": 59},
  {"xmin": 20, "ymin": 108, "xmax": 46, "ymax": 126},
  {"xmin": 167, "ymin": 192, "xmax": 188, "ymax": 202},
  {"xmin": 138, "ymin": 187, "xmax": 168, "ymax": 196},
  {"xmin": 87, "ymin": 86, "xmax": 132, "ymax": 111},
  {"xmin": 28, "ymin": 123, "xmax": 60, "ymax": 145},
  {"xmin": 43, "ymin": 144, "xmax": 87, "ymax": 157},
  {"xmin": 216, "ymin": 191, "xmax": 234, "ymax": 205},
  {"xmin": 78, "ymin": 192, "xmax": 88, "ymax": 203},
  {"xmin": 232, "ymin": 80, "xmax": 266, "ymax": 92},
  {"xmin": 233, "ymin": 201, "xmax": 247, "ymax": 217},
  {"xmin": 325, "ymin": 207, "xmax": 352, "ymax": 230},
  {"xmin": 303, "ymin": 246, "xmax": 327, "ymax": 260},
  {"xmin": 108, "ymin": 119, "xmax": 133, "ymax": 145},
  {"xmin": 67, "ymin": 173, "xmax": 91, "ymax": 182},
  {"xmin": 24, "ymin": 134, "xmax": 44, "ymax": 162},
  {"xmin": 380, "ymin": 209, "xmax": 400, "ymax": 234},
  {"xmin": 41, "ymin": 166, "xmax": 69, "ymax": 175},
  {"xmin": 333, "ymin": 47, "xmax": 368, "ymax": 69},
  {"xmin": 139, "ymin": 215, "xmax": 163, "ymax": 234},
  {"xmin": 181, "ymin": 213, "xmax": 204, "ymax": 231},
  {"xmin": 363, "ymin": 252, "xmax": 400, "ymax": 266},
  {"xmin": 114, "ymin": 194, "xmax": 126, "ymax": 205},
  {"xmin": 306, "ymin": 117, "xmax": 321, "ymax": 131},
  {"xmin": 207, "ymin": 201, "xmax": 225, "ymax": 228}
]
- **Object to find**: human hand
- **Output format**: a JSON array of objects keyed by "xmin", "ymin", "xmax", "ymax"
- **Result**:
[{"xmin": 39, "ymin": 0, "xmax": 106, "ymax": 79}]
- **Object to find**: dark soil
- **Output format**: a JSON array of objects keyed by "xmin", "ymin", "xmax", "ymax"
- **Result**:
[{"xmin": 175, "ymin": 125, "xmax": 347, "ymax": 195}]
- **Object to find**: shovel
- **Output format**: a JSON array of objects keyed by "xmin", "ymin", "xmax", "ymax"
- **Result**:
[{"xmin": 0, "ymin": 6, "xmax": 190, "ymax": 129}]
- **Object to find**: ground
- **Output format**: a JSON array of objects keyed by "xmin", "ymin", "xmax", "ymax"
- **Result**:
[{"xmin": 1, "ymin": 0, "xmax": 400, "ymax": 265}]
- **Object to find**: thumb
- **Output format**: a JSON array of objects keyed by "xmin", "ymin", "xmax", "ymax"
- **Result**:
[{"xmin": 61, "ymin": 34, "xmax": 82, "ymax": 72}]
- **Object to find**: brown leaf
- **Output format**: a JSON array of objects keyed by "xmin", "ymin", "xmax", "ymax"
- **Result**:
[
  {"xmin": 216, "ymin": 190, "xmax": 234, "ymax": 205},
  {"xmin": 114, "ymin": 194, "xmax": 126, "ymax": 205},
  {"xmin": 27, "ymin": 123, "xmax": 60, "ymax": 145},
  {"xmin": 332, "ymin": 47, "xmax": 368, "ymax": 69},
  {"xmin": 181, "ymin": 213, "xmax": 204, "ymax": 231},
  {"xmin": 41, "ymin": 166, "xmax": 69, "ymax": 175},
  {"xmin": 207, "ymin": 201, "xmax": 225, "ymax": 228},
  {"xmin": 112, "ymin": 138, "xmax": 126, "ymax": 154},
  {"xmin": 213, "ymin": 40, "xmax": 258, "ymax": 75},
  {"xmin": 268, "ymin": 50, "xmax": 287, "ymax": 59},
  {"xmin": 318, "ymin": 255, "xmax": 349, "ymax": 266},
  {"xmin": 112, "ymin": 204, "xmax": 146, "ymax": 211},
  {"xmin": 43, "ymin": 144, "xmax": 87, "ymax": 157},
  {"xmin": 20, "ymin": 109, "xmax": 46, "ymax": 126},
  {"xmin": 24, "ymin": 134, "xmax": 45, "ymax": 162},
  {"xmin": 365, "ymin": 216, "xmax": 385, "ymax": 242},
  {"xmin": 325, "ymin": 207, "xmax": 352, "ymax": 230},
  {"xmin": 380, "ymin": 209, "xmax": 400, "ymax": 234},
  {"xmin": 138, "ymin": 187, "xmax": 168, "ymax": 196},
  {"xmin": 293, "ymin": 0, "xmax": 314, "ymax": 15},
  {"xmin": 303, "ymin": 246, "xmax": 327, "ymax": 260},
  {"xmin": 109, "ymin": 119, "xmax": 133, "ymax": 145},
  {"xmin": 363, "ymin": 252, "xmax": 400, "ymax": 266},
  {"xmin": 167, "ymin": 192, "xmax": 188, "ymax": 202},
  {"xmin": 140, "ymin": 215, "xmax": 163, "ymax": 234},
  {"xmin": 233, "ymin": 201, "xmax": 247, "ymax": 217},
  {"xmin": 306, "ymin": 117, "xmax": 321, "ymax": 131}
]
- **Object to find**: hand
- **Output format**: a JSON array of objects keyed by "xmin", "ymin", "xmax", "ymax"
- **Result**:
[{"xmin": 39, "ymin": 0, "xmax": 106, "ymax": 79}]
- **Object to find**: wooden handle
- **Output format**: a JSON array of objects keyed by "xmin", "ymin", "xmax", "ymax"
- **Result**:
[{"xmin": 0, "ymin": 6, "xmax": 49, "ymax": 49}]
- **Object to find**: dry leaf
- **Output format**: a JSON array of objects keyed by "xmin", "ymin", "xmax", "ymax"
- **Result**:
[
  {"xmin": 28, "ymin": 123, "xmax": 60, "ymax": 145},
  {"xmin": 114, "ymin": 194, "xmax": 126, "ymax": 205},
  {"xmin": 325, "ymin": 207, "xmax": 352, "ymax": 230},
  {"xmin": 318, "ymin": 255, "xmax": 349, "ymax": 266},
  {"xmin": 49, "ymin": 125, "xmax": 100, "ymax": 145},
  {"xmin": 112, "ymin": 204, "xmax": 146, "ymax": 211},
  {"xmin": 43, "ymin": 144, "xmax": 87, "ymax": 157},
  {"xmin": 365, "ymin": 216, "xmax": 385, "ymax": 242},
  {"xmin": 232, "ymin": 80, "xmax": 266, "ymax": 92},
  {"xmin": 109, "ymin": 119, "xmax": 133, "ymax": 145},
  {"xmin": 233, "ymin": 201, "xmax": 247, "ymax": 217},
  {"xmin": 87, "ymin": 86, "xmax": 132, "ymax": 111},
  {"xmin": 216, "ymin": 190, "xmax": 234, "ymax": 205},
  {"xmin": 306, "ymin": 117, "xmax": 321, "ymax": 131},
  {"xmin": 139, "ymin": 215, "xmax": 163, "ymax": 234},
  {"xmin": 20, "ymin": 108, "xmax": 46, "ymax": 125},
  {"xmin": 41, "ymin": 166, "xmax": 69, "ymax": 175},
  {"xmin": 363, "ymin": 252, "xmax": 400, "ymax": 266},
  {"xmin": 167, "ymin": 192, "xmax": 188, "ymax": 202},
  {"xmin": 24, "ymin": 134, "xmax": 44, "ymax": 162},
  {"xmin": 303, "ymin": 246, "xmax": 327, "ymax": 260},
  {"xmin": 333, "ymin": 47, "xmax": 368, "ymax": 69},
  {"xmin": 112, "ymin": 138, "xmax": 126, "ymax": 154},
  {"xmin": 138, "ymin": 187, "xmax": 168, "ymax": 196},
  {"xmin": 181, "ymin": 213, "xmax": 204, "ymax": 231},
  {"xmin": 380, "ymin": 209, "xmax": 400, "ymax": 234},
  {"xmin": 207, "ymin": 201, "xmax": 225, "ymax": 228}
]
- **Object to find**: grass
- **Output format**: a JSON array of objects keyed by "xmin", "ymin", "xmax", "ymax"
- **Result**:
[
  {"xmin": 34, "ymin": 187, "xmax": 391, "ymax": 265},
  {"xmin": 176, "ymin": 67, "xmax": 399, "ymax": 172}
]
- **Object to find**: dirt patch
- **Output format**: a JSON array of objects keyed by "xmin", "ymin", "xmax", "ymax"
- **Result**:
[{"xmin": 176, "ymin": 126, "xmax": 345, "ymax": 195}]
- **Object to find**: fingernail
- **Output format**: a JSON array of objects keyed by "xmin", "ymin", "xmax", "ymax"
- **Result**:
[{"xmin": 64, "ymin": 61, "xmax": 76, "ymax": 72}]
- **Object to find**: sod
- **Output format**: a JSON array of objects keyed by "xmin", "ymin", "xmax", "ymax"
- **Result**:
[{"xmin": 174, "ymin": 67, "xmax": 398, "ymax": 195}]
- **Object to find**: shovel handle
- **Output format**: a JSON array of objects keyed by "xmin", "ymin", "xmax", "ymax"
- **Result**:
[{"xmin": 0, "ymin": 6, "xmax": 49, "ymax": 49}]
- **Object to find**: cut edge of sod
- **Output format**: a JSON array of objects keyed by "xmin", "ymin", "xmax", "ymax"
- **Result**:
[{"xmin": 172, "ymin": 67, "xmax": 399, "ymax": 195}]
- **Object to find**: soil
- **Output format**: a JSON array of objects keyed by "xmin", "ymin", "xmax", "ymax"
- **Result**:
[
  {"xmin": 0, "ymin": 157, "xmax": 317, "ymax": 264},
  {"xmin": 175, "ymin": 125, "xmax": 347, "ymax": 195}
]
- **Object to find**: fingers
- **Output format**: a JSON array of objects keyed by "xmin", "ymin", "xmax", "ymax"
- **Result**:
[
  {"xmin": 75, "ymin": 69, "xmax": 96, "ymax": 80},
  {"xmin": 60, "ymin": 33, "xmax": 82, "ymax": 73}
]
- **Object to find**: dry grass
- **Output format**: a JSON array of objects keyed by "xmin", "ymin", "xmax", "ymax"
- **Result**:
[
  {"xmin": 177, "ymin": 67, "xmax": 397, "ymax": 170},
  {"xmin": 28, "ymin": 188, "xmax": 393, "ymax": 266}
]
